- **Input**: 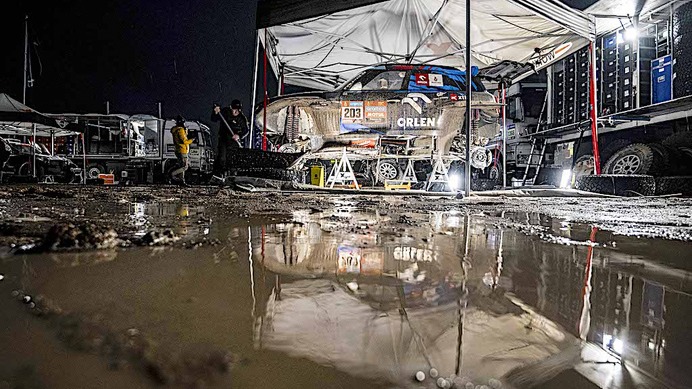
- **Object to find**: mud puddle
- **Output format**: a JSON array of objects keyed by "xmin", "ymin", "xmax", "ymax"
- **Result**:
[{"xmin": 1, "ymin": 196, "xmax": 691, "ymax": 388}]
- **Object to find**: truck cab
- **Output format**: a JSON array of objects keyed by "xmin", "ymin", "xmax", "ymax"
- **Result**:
[{"xmin": 161, "ymin": 119, "xmax": 214, "ymax": 183}]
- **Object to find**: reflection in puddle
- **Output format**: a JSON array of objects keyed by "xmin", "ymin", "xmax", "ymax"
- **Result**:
[{"xmin": 250, "ymin": 208, "xmax": 692, "ymax": 389}]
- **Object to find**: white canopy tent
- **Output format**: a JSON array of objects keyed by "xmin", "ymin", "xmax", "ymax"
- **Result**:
[
  {"xmin": 255, "ymin": 0, "xmax": 596, "ymax": 91},
  {"xmin": 253, "ymin": 0, "xmax": 598, "ymax": 195}
]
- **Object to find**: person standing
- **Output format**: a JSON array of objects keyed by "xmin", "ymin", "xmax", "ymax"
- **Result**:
[
  {"xmin": 170, "ymin": 115, "xmax": 193, "ymax": 187},
  {"xmin": 211, "ymin": 99, "xmax": 249, "ymax": 176}
]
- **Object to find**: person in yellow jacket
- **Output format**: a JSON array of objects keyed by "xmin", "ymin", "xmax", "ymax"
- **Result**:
[{"xmin": 170, "ymin": 115, "xmax": 194, "ymax": 187}]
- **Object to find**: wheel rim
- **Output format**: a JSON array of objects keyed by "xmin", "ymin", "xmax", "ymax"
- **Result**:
[
  {"xmin": 489, "ymin": 165, "xmax": 500, "ymax": 180},
  {"xmin": 611, "ymin": 155, "xmax": 641, "ymax": 174},
  {"xmin": 18, "ymin": 162, "xmax": 30, "ymax": 176},
  {"xmin": 87, "ymin": 167, "xmax": 102, "ymax": 179},
  {"xmin": 378, "ymin": 162, "xmax": 398, "ymax": 180}
]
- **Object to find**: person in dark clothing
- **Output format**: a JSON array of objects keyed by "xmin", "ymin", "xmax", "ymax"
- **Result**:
[{"xmin": 211, "ymin": 99, "xmax": 249, "ymax": 176}]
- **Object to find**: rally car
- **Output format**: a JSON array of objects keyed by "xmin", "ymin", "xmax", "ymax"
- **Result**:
[
  {"xmin": 253, "ymin": 64, "xmax": 500, "ymax": 185},
  {"xmin": 0, "ymin": 137, "xmax": 81, "ymax": 183}
]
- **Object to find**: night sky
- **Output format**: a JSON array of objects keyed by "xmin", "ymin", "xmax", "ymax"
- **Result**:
[{"xmin": 1, "ymin": 0, "xmax": 596, "ymax": 127}]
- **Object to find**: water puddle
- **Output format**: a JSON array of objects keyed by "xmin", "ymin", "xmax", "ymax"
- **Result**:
[{"xmin": 1, "ymin": 199, "xmax": 691, "ymax": 388}]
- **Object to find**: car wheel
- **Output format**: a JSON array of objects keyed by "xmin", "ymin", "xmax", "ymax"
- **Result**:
[
  {"xmin": 86, "ymin": 163, "xmax": 106, "ymax": 180},
  {"xmin": 575, "ymin": 174, "xmax": 655, "ymax": 196},
  {"xmin": 655, "ymin": 176, "xmax": 692, "ymax": 196},
  {"xmin": 17, "ymin": 162, "xmax": 31, "ymax": 176},
  {"xmin": 603, "ymin": 143, "xmax": 655, "ymax": 175},
  {"xmin": 373, "ymin": 160, "xmax": 401, "ymax": 182},
  {"xmin": 572, "ymin": 154, "xmax": 595, "ymax": 184}
]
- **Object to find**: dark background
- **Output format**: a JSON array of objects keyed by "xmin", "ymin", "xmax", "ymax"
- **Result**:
[{"xmin": 0, "ymin": 0, "xmax": 595, "ymax": 128}]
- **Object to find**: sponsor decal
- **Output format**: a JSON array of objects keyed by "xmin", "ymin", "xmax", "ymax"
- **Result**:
[
  {"xmin": 429, "ymin": 73, "xmax": 443, "ymax": 87},
  {"xmin": 401, "ymin": 93, "xmax": 432, "ymax": 114},
  {"xmin": 393, "ymin": 246, "xmax": 433, "ymax": 262},
  {"xmin": 337, "ymin": 245, "xmax": 361, "ymax": 274},
  {"xmin": 397, "ymin": 117, "xmax": 436, "ymax": 128},
  {"xmin": 364, "ymin": 101, "xmax": 387, "ymax": 124},
  {"xmin": 529, "ymin": 42, "xmax": 573, "ymax": 70},
  {"xmin": 340, "ymin": 101, "xmax": 363, "ymax": 124},
  {"xmin": 415, "ymin": 73, "xmax": 429, "ymax": 86},
  {"xmin": 449, "ymin": 93, "xmax": 459, "ymax": 101}
]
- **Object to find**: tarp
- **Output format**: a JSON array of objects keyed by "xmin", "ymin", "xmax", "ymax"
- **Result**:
[
  {"xmin": 585, "ymin": 0, "xmax": 686, "ymax": 35},
  {"xmin": 256, "ymin": 0, "xmax": 595, "ymax": 90},
  {"xmin": 0, "ymin": 93, "xmax": 65, "ymax": 129}
]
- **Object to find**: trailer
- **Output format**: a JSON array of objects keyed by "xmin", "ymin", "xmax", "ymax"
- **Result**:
[
  {"xmin": 46, "ymin": 113, "xmax": 214, "ymax": 184},
  {"xmin": 488, "ymin": 0, "xmax": 692, "ymax": 194}
]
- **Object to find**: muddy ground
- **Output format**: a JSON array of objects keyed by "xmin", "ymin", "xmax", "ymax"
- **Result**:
[
  {"xmin": 1, "ymin": 183, "xmax": 691, "ymax": 389},
  {"xmin": 1, "ymin": 184, "xmax": 691, "ymax": 250}
]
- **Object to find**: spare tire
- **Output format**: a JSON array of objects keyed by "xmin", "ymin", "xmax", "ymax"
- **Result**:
[
  {"xmin": 655, "ymin": 176, "xmax": 692, "ymax": 196},
  {"xmin": 575, "ymin": 174, "xmax": 655, "ymax": 196},
  {"xmin": 603, "ymin": 143, "xmax": 655, "ymax": 175}
]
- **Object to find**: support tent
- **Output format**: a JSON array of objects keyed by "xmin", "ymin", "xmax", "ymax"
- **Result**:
[
  {"xmin": 254, "ymin": 0, "xmax": 598, "ymax": 194},
  {"xmin": 255, "ymin": 0, "xmax": 596, "ymax": 90}
]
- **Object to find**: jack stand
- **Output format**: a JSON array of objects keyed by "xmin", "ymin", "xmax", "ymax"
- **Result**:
[
  {"xmin": 402, "ymin": 159, "xmax": 418, "ymax": 183},
  {"xmin": 426, "ymin": 154, "xmax": 452, "ymax": 192},
  {"xmin": 327, "ymin": 148, "xmax": 360, "ymax": 189}
]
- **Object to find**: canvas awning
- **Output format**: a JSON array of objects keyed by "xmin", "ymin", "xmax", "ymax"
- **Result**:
[
  {"xmin": 0, "ymin": 93, "xmax": 68, "ymax": 129},
  {"xmin": 255, "ymin": 0, "xmax": 596, "ymax": 90}
]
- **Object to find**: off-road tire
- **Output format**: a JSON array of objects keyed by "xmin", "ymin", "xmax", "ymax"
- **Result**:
[
  {"xmin": 235, "ymin": 167, "xmax": 303, "ymax": 182},
  {"xmin": 471, "ymin": 178, "xmax": 498, "ymax": 191},
  {"xmin": 603, "ymin": 143, "xmax": 655, "ymax": 175},
  {"xmin": 575, "ymin": 174, "xmax": 655, "ymax": 196},
  {"xmin": 655, "ymin": 176, "xmax": 692, "ymax": 196},
  {"xmin": 373, "ymin": 160, "xmax": 401, "ymax": 182},
  {"xmin": 86, "ymin": 163, "xmax": 106, "ymax": 180},
  {"xmin": 661, "ymin": 131, "xmax": 692, "ymax": 149}
]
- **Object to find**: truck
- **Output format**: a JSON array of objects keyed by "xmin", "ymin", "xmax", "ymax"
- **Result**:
[
  {"xmin": 487, "ymin": 1, "xmax": 692, "ymax": 195},
  {"xmin": 46, "ymin": 113, "xmax": 214, "ymax": 184}
]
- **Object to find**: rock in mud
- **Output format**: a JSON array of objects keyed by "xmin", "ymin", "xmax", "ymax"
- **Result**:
[
  {"xmin": 137, "ymin": 229, "xmax": 179, "ymax": 246},
  {"xmin": 26, "ymin": 223, "xmax": 120, "ymax": 253}
]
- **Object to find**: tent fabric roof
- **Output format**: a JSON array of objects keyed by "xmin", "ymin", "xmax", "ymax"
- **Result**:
[
  {"xmin": 0, "ymin": 93, "xmax": 65, "ymax": 129},
  {"xmin": 257, "ymin": 0, "xmax": 595, "ymax": 90}
]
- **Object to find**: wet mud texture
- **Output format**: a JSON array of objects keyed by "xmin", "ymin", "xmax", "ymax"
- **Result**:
[
  {"xmin": 9, "ymin": 289, "xmax": 237, "ymax": 388},
  {"xmin": 1, "ymin": 185, "xmax": 692, "ymax": 250}
]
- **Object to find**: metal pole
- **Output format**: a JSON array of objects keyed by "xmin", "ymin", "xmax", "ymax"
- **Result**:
[
  {"xmin": 249, "ymin": 31, "xmax": 260, "ymax": 149},
  {"xmin": 157, "ymin": 102, "xmax": 162, "ymax": 118},
  {"xmin": 501, "ymin": 81, "xmax": 507, "ymax": 188},
  {"xmin": 464, "ymin": 0, "xmax": 472, "ymax": 197},
  {"xmin": 23, "ymin": 15, "xmax": 28, "ymax": 104},
  {"xmin": 589, "ymin": 40, "xmax": 601, "ymax": 174},
  {"xmin": 106, "ymin": 101, "xmax": 110, "ymax": 115},
  {"xmin": 32, "ymin": 123, "xmax": 36, "ymax": 178},
  {"xmin": 262, "ymin": 28, "xmax": 269, "ymax": 151},
  {"xmin": 50, "ymin": 129, "xmax": 55, "ymax": 156}
]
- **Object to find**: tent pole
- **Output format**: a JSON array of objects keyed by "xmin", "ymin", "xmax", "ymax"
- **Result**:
[
  {"xmin": 501, "ymin": 81, "xmax": 507, "ymax": 188},
  {"xmin": 262, "ymin": 28, "xmax": 268, "ymax": 151},
  {"xmin": 589, "ymin": 40, "xmax": 601, "ymax": 174},
  {"xmin": 464, "ymin": 0, "xmax": 472, "ymax": 197},
  {"xmin": 81, "ymin": 134, "xmax": 86, "ymax": 184},
  {"xmin": 32, "ymin": 123, "xmax": 36, "ymax": 178},
  {"xmin": 250, "ymin": 31, "xmax": 260, "ymax": 149},
  {"xmin": 23, "ymin": 15, "xmax": 28, "ymax": 104},
  {"xmin": 50, "ymin": 129, "xmax": 55, "ymax": 156}
]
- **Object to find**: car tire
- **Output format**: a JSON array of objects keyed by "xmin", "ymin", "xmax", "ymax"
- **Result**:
[
  {"xmin": 373, "ymin": 160, "xmax": 401, "ymax": 182},
  {"xmin": 602, "ymin": 143, "xmax": 655, "ymax": 175},
  {"xmin": 654, "ymin": 176, "xmax": 692, "ymax": 196},
  {"xmin": 86, "ymin": 163, "xmax": 106, "ymax": 180},
  {"xmin": 661, "ymin": 131, "xmax": 692, "ymax": 149},
  {"xmin": 575, "ymin": 174, "xmax": 655, "ymax": 196}
]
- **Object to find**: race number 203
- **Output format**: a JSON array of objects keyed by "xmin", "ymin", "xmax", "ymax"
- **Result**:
[
  {"xmin": 341, "ymin": 101, "xmax": 364, "ymax": 123},
  {"xmin": 342, "ymin": 107, "xmax": 363, "ymax": 119}
]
